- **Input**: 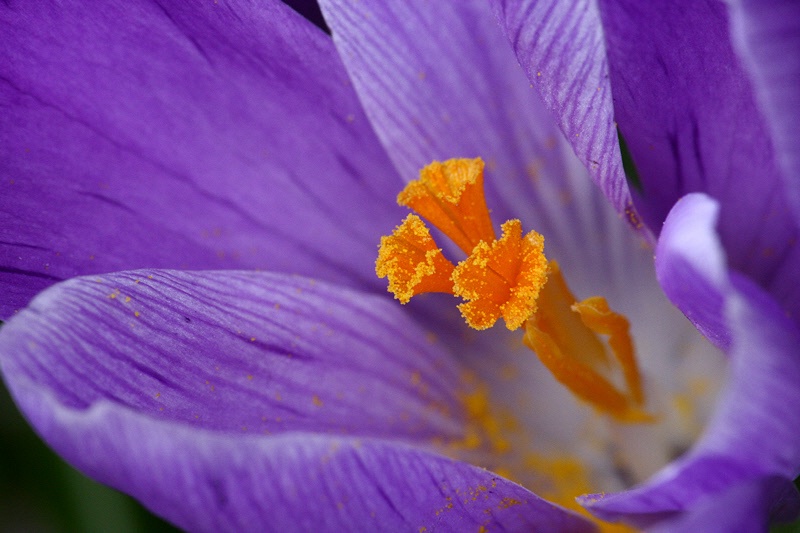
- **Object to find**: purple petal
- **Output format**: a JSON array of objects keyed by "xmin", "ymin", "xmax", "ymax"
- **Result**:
[
  {"xmin": 0, "ymin": 0, "xmax": 403, "ymax": 319},
  {"xmin": 649, "ymin": 475, "xmax": 800, "ymax": 533},
  {"xmin": 727, "ymin": 0, "xmax": 800, "ymax": 227},
  {"xmin": 0, "ymin": 270, "xmax": 463, "ymax": 441},
  {"xmin": 488, "ymin": 0, "xmax": 634, "ymax": 218},
  {"xmin": 581, "ymin": 193, "xmax": 800, "ymax": 529},
  {"xmin": 0, "ymin": 269, "xmax": 594, "ymax": 531},
  {"xmin": 318, "ymin": 0, "xmax": 624, "ymax": 248},
  {"xmin": 655, "ymin": 194, "xmax": 731, "ymax": 350},
  {"xmin": 11, "ymin": 388, "xmax": 593, "ymax": 531},
  {"xmin": 595, "ymin": 0, "xmax": 800, "ymax": 322}
]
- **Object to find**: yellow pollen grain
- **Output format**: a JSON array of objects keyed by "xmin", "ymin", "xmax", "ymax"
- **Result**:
[
  {"xmin": 498, "ymin": 497, "xmax": 521, "ymax": 509},
  {"xmin": 312, "ymin": 395, "xmax": 323, "ymax": 407},
  {"xmin": 449, "ymin": 377, "xmax": 515, "ymax": 455}
]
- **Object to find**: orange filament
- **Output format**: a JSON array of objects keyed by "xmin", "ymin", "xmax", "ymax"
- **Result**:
[
  {"xmin": 375, "ymin": 214, "xmax": 456, "ymax": 303},
  {"xmin": 452, "ymin": 219, "xmax": 548, "ymax": 330},
  {"xmin": 376, "ymin": 157, "xmax": 649, "ymax": 423},
  {"xmin": 573, "ymin": 296, "xmax": 644, "ymax": 406},
  {"xmin": 397, "ymin": 158, "xmax": 495, "ymax": 254},
  {"xmin": 524, "ymin": 262, "xmax": 651, "ymax": 423}
]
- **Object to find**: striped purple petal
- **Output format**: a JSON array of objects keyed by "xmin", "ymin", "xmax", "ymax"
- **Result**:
[
  {"xmin": 488, "ymin": 0, "xmax": 633, "ymax": 220},
  {"xmin": 0, "ymin": 0, "xmax": 403, "ymax": 320},
  {"xmin": 0, "ymin": 270, "xmax": 465, "ymax": 440},
  {"xmin": 0, "ymin": 269, "xmax": 593, "ymax": 531}
]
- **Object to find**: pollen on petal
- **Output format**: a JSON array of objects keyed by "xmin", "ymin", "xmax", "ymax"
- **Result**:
[
  {"xmin": 397, "ymin": 158, "xmax": 496, "ymax": 254},
  {"xmin": 452, "ymin": 219, "xmax": 548, "ymax": 330},
  {"xmin": 376, "ymin": 214, "xmax": 456, "ymax": 303}
]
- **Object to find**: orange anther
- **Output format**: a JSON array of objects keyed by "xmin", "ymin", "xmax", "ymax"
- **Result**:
[
  {"xmin": 377, "ymin": 158, "xmax": 650, "ymax": 425},
  {"xmin": 376, "ymin": 214, "xmax": 456, "ymax": 303},
  {"xmin": 398, "ymin": 158, "xmax": 495, "ymax": 254},
  {"xmin": 452, "ymin": 219, "xmax": 548, "ymax": 330}
]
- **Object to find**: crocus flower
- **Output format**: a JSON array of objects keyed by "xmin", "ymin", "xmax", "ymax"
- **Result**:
[{"xmin": 1, "ymin": 0, "xmax": 798, "ymax": 531}]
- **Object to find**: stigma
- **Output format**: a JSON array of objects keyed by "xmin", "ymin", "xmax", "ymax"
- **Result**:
[{"xmin": 376, "ymin": 158, "xmax": 651, "ymax": 423}]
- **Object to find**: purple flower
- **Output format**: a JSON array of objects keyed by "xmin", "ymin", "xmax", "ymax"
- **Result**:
[{"xmin": 1, "ymin": 0, "xmax": 799, "ymax": 531}]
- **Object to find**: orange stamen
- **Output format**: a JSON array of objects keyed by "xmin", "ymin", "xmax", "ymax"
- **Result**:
[
  {"xmin": 377, "ymin": 157, "xmax": 650, "ymax": 424},
  {"xmin": 523, "ymin": 262, "xmax": 652, "ymax": 423},
  {"xmin": 397, "ymin": 158, "xmax": 495, "ymax": 254},
  {"xmin": 572, "ymin": 297, "xmax": 644, "ymax": 406},
  {"xmin": 376, "ymin": 214, "xmax": 456, "ymax": 303},
  {"xmin": 452, "ymin": 219, "xmax": 548, "ymax": 331}
]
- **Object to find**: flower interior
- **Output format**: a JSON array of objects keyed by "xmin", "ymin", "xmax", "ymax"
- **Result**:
[
  {"xmin": 377, "ymin": 157, "xmax": 652, "ymax": 425},
  {"xmin": 373, "ymin": 157, "xmax": 727, "ymax": 531}
]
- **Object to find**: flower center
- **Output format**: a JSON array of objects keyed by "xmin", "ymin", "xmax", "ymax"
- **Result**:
[{"xmin": 376, "ymin": 158, "xmax": 651, "ymax": 423}]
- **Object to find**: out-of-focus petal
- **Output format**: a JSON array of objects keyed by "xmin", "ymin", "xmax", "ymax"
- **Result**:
[
  {"xmin": 649, "ymin": 475, "xmax": 800, "ymax": 533},
  {"xmin": 655, "ymin": 194, "xmax": 730, "ymax": 350},
  {"xmin": 0, "ymin": 0, "xmax": 403, "ymax": 319},
  {"xmin": 581, "ymin": 193, "xmax": 800, "ymax": 529},
  {"xmin": 488, "ymin": 0, "xmax": 633, "ymax": 218},
  {"xmin": 318, "ymin": 0, "xmax": 631, "ymax": 256},
  {"xmin": 0, "ymin": 270, "xmax": 463, "ymax": 440},
  {"xmin": 595, "ymin": 0, "xmax": 800, "ymax": 322},
  {"xmin": 727, "ymin": 0, "xmax": 800, "ymax": 227}
]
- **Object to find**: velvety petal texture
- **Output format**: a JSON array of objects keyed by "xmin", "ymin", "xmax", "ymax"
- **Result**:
[
  {"xmin": 0, "ymin": 270, "xmax": 464, "ymax": 440},
  {"xmin": 0, "ymin": 0, "xmax": 404, "ymax": 320},
  {"xmin": 0, "ymin": 269, "xmax": 594, "ymax": 531},
  {"xmin": 488, "ymin": 0, "xmax": 634, "ymax": 217},
  {"xmin": 12, "ymin": 395, "xmax": 592, "ymax": 532},
  {"xmin": 727, "ymin": 0, "xmax": 800, "ymax": 226},
  {"xmin": 582, "ymin": 194, "xmax": 800, "ymax": 528},
  {"xmin": 595, "ymin": 0, "xmax": 800, "ymax": 323}
]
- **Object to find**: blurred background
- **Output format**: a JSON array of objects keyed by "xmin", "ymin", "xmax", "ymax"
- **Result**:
[{"xmin": 0, "ymin": 380, "xmax": 179, "ymax": 532}]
